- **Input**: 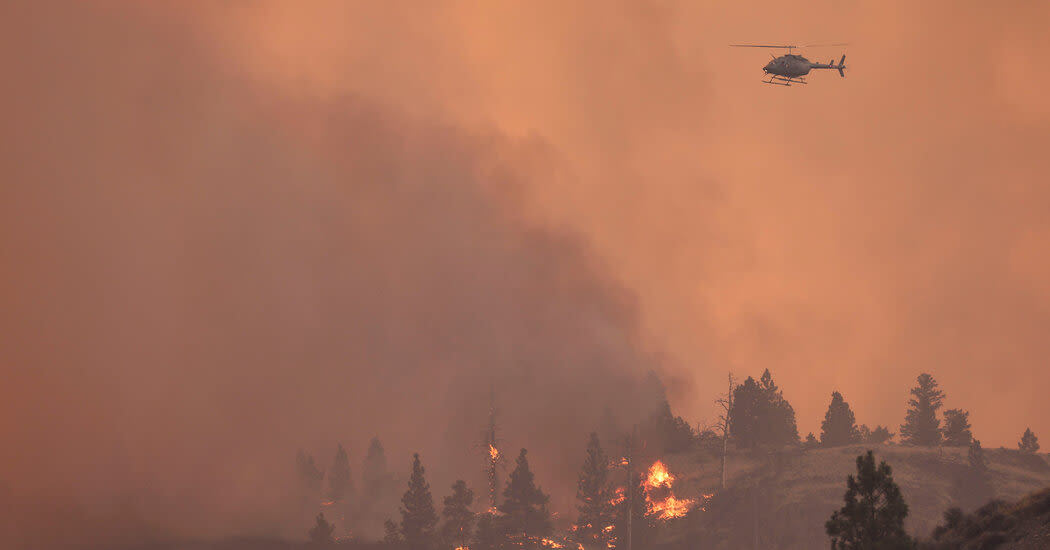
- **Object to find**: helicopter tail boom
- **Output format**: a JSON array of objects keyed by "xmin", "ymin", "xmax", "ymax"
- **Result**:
[{"xmin": 808, "ymin": 54, "xmax": 847, "ymax": 76}]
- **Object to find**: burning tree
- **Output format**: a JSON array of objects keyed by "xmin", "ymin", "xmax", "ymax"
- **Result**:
[
  {"xmin": 440, "ymin": 480, "xmax": 475, "ymax": 549},
  {"xmin": 642, "ymin": 461, "xmax": 695, "ymax": 520},
  {"xmin": 399, "ymin": 453, "xmax": 439, "ymax": 549},
  {"xmin": 499, "ymin": 448, "xmax": 553, "ymax": 549},
  {"xmin": 574, "ymin": 433, "xmax": 615, "ymax": 549}
]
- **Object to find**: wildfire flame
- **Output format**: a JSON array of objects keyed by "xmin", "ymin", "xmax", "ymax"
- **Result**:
[
  {"xmin": 489, "ymin": 444, "xmax": 500, "ymax": 461},
  {"xmin": 643, "ymin": 460, "xmax": 696, "ymax": 520}
]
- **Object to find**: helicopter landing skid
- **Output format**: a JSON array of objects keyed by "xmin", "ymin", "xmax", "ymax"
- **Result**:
[{"xmin": 764, "ymin": 75, "xmax": 806, "ymax": 86}]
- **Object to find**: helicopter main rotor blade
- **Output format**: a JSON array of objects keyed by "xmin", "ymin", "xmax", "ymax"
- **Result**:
[
  {"xmin": 729, "ymin": 44, "xmax": 798, "ymax": 49},
  {"xmin": 803, "ymin": 42, "xmax": 851, "ymax": 47}
]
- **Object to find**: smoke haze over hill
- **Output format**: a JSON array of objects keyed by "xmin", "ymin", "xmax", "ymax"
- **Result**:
[{"xmin": 2, "ymin": 1, "xmax": 1049, "ymax": 548}]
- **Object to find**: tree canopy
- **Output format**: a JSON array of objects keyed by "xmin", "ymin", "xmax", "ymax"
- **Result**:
[
  {"xmin": 499, "ymin": 449, "xmax": 552, "ymax": 548},
  {"xmin": 1018, "ymin": 428, "xmax": 1040, "ymax": 454},
  {"xmin": 575, "ymin": 433, "xmax": 615, "ymax": 548},
  {"xmin": 900, "ymin": 373, "xmax": 944, "ymax": 446},
  {"xmin": 399, "ymin": 453, "xmax": 439, "ymax": 549},
  {"xmin": 941, "ymin": 409, "xmax": 973, "ymax": 447},
  {"xmin": 440, "ymin": 480, "xmax": 475, "ymax": 549},
  {"xmin": 730, "ymin": 369, "xmax": 800, "ymax": 450},
  {"xmin": 825, "ymin": 451, "xmax": 914, "ymax": 550},
  {"xmin": 821, "ymin": 392, "xmax": 862, "ymax": 447}
]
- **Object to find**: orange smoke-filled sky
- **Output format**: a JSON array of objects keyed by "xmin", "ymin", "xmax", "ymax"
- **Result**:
[
  {"xmin": 199, "ymin": 1, "xmax": 1050, "ymax": 442},
  {"xmin": 2, "ymin": 0, "xmax": 1050, "ymax": 542}
]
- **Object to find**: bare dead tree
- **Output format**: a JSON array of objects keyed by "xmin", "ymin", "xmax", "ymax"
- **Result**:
[{"xmin": 715, "ymin": 373, "xmax": 735, "ymax": 489}]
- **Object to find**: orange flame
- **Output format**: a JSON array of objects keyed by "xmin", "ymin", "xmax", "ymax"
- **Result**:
[
  {"xmin": 489, "ymin": 444, "xmax": 500, "ymax": 461},
  {"xmin": 643, "ymin": 460, "xmax": 696, "ymax": 520}
]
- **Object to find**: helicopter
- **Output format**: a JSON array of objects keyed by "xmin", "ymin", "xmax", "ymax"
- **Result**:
[{"xmin": 730, "ymin": 44, "xmax": 847, "ymax": 86}]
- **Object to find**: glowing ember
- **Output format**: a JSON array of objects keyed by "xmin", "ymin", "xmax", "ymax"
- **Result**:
[
  {"xmin": 320, "ymin": 500, "xmax": 335, "ymax": 507},
  {"xmin": 455, "ymin": 547, "xmax": 469, "ymax": 550},
  {"xmin": 541, "ymin": 538, "xmax": 564, "ymax": 548},
  {"xmin": 643, "ymin": 460, "xmax": 696, "ymax": 520},
  {"xmin": 489, "ymin": 444, "xmax": 500, "ymax": 461},
  {"xmin": 608, "ymin": 486, "xmax": 626, "ymax": 507}
]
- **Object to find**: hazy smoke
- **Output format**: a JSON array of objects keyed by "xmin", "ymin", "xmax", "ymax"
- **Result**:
[{"xmin": 0, "ymin": 3, "xmax": 661, "ymax": 547}]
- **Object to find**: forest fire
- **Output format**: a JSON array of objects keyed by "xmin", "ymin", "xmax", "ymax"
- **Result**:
[
  {"xmin": 643, "ymin": 461, "xmax": 696, "ymax": 520},
  {"xmin": 489, "ymin": 444, "xmax": 500, "ymax": 461}
]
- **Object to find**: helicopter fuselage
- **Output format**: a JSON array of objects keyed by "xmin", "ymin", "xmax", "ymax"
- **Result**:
[{"xmin": 763, "ymin": 54, "xmax": 813, "ymax": 78}]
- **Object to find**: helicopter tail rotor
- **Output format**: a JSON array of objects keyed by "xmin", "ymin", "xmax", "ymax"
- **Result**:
[{"xmin": 837, "ymin": 54, "xmax": 846, "ymax": 77}]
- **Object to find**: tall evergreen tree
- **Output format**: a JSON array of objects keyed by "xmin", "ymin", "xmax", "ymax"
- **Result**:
[
  {"xmin": 309, "ymin": 512, "xmax": 335, "ymax": 546},
  {"xmin": 440, "ymin": 480, "xmax": 475, "ymax": 549},
  {"xmin": 499, "ymin": 449, "xmax": 552, "ymax": 548},
  {"xmin": 1018, "ymin": 428, "xmax": 1040, "ymax": 454},
  {"xmin": 730, "ymin": 369, "xmax": 800, "ymax": 450},
  {"xmin": 327, "ymin": 444, "xmax": 353, "ymax": 503},
  {"xmin": 297, "ymin": 450, "xmax": 325, "ymax": 495},
  {"xmin": 363, "ymin": 437, "xmax": 390, "ymax": 495},
  {"xmin": 820, "ymin": 392, "xmax": 862, "ymax": 447},
  {"xmin": 575, "ymin": 433, "xmax": 615, "ymax": 548},
  {"xmin": 899, "ymin": 373, "xmax": 944, "ymax": 446},
  {"xmin": 804, "ymin": 432, "xmax": 819, "ymax": 450},
  {"xmin": 941, "ymin": 409, "xmax": 973, "ymax": 447},
  {"xmin": 400, "ymin": 453, "xmax": 439, "ymax": 549},
  {"xmin": 825, "ymin": 451, "xmax": 914, "ymax": 550}
]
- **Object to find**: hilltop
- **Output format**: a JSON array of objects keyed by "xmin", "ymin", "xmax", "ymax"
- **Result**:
[
  {"xmin": 651, "ymin": 443, "xmax": 1050, "ymax": 549},
  {"xmin": 922, "ymin": 487, "xmax": 1050, "ymax": 549}
]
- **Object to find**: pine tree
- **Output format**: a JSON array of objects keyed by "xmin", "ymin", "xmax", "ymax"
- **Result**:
[
  {"xmin": 825, "ymin": 451, "xmax": 914, "ymax": 550},
  {"xmin": 400, "ymin": 453, "xmax": 439, "ymax": 549},
  {"xmin": 499, "ymin": 449, "xmax": 552, "ymax": 548},
  {"xmin": 820, "ymin": 392, "xmax": 862, "ymax": 447},
  {"xmin": 804, "ymin": 432, "xmax": 819, "ymax": 450},
  {"xmin": 440, "ymin": 480, "xmax": 475, "ymax": 549},
  {"xmin": 1018, "ymin": 428, "xmax": 1040, "ymax": 454},
  {"xmin": 328, "ymin": 444, "xmax": 353, "ymax": 503},
  {"xmin": 899, "ymin": 373, "xmax": 944, "ymax": 446},
  {"xmin": 309, "ymin": 512, "xmax": 335, "ymax": 546},
  {"xmin": 730, "ymin": 369, "xmax": 800, "ymax": 450},
  {"xmin": 575, "ymin": 433, "xmax": 615, "ymax": 548},
  {"xmin": 941, "ymin": 409, "xmax": 973, "ymax": 447},
  {"xmin": 297, "ymin": 450, "xmax": 326, "ymax": 495},
  {"xmin": 363, "ymin": 437, "xmax": 393, "ymax": 497},
  {"xmin": 968, "ymin": 439, "xmax": 988, "ymax": 472}
]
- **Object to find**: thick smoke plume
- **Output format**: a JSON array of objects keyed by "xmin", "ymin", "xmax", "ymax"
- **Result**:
[{"xmin": 0, "ymin": 3, "xmax": 661, "ymax": 547}]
